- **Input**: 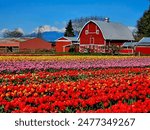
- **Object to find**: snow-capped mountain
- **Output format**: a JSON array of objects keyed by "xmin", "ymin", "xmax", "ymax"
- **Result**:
[
  {"xmin": 26, "ymin": 31, "xmax": 64, "ymax": 42},
  {"xmin": 26, "ymin": 25, "xmax": 65, "ymax": 41},
  {"xmin": 33, "ymin": 25, "xmax": 65, "ymax": 33}
]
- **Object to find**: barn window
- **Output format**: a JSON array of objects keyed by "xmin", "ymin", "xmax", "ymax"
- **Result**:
[
  {"xmin": 85, "ymin": 30, "xmax": 89, "ymax": 35},
  {"xmin": 96, "ymin": 30, "xmax": 99, "ymax": 34}
]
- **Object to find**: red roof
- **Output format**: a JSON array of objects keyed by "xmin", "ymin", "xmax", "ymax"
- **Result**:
[{"xmin": 0, "ymin": 40, "xmax": 19, "ymax": 47}]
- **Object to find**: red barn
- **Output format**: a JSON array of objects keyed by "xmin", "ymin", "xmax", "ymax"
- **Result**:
[
  {"xmin": 78, "ymin": 20, "xmax": 134, "ymax": 53},
  {"xmin": 0, "ymin": 37, "xmax": 51, "ymax": 53},
  {"xmin": 135, "ymin": 37, "xmax": 150, "ymax": 55},
  {"xmin": 55, "ymin": 37, "xmax": 79, "ymax": 52}
]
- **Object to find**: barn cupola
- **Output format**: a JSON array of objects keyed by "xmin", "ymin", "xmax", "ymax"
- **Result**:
[{"xmin": 104, "ymin": 17, "xmax": 110, "ymax": 23}]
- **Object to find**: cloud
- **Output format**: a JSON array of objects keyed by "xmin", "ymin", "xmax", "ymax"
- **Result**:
[
  {"xmin": 15, "ymin": 28, "xmax": 25, "ymax": 34},
  {"xmin": 33, "ymin": 25, "xmax": 65, "ymax": 33},
  {"xmin": 0, "ymin": 29, "xmax": 9, "ymax": 38}
]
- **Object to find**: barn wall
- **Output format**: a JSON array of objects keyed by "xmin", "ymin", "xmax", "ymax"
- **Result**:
[
  {"xmin": 19, "ymin": 38, "xmax": 51, "ymax": 51},
  {"xmin": 106, "ymin": 40, "xmax": 126, "ymax": 46},
  {"xmin": 119, "ymin": 48, "xmax": 134, "ymax": 54},
  {"xmin": 135, "ymin": 46, "xmax": 150, "ymax": 55},
  {"xmin": 55, "ymin": 41, "xmax": 71, "ymax": 52},
  {"xmin": 79, "ymin": 22, "xmax": 105, "ymax": 45}
]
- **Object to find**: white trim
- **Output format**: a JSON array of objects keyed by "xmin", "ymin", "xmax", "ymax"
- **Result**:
[
  {"xmin": 90, "ymin": 37, "xmax": 94, "ymax": 44},
  {"xmin": 85, "ymin": 30, "xmax": 89, "ymax": 35},
  {"xmin": 88, "ymin": 32, "xmax": 97, "ymax": 34},
  {"xmin": 62, "ymin": 44, "xmax": 71, "ymax": 52},
  {"xmin": 55, "ymin": 37, "xmax": 68, "ymax": 41},
  {"xmin": 96, "ymin": 30, "xmax": 100, "ymax": 34},
  {"xmin": 80, "ymin": 44, "xmax": 105, "ymax": 46},
  {"xmin": 55, "ymin": 36, "xmax": 78, "ymax": 42},
  {"xmin": 63, "ymin": 44, "xmax": 72, "ymax": 47},
  {"xmin": 56, "ymin": 40, "xmax": 72, "ymax": 42},
  {"xmin": 73, "ymin": 42, "xmax": 80, "ymax": 45}
]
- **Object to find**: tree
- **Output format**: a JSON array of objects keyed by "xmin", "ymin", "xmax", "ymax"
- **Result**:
[
  {"xmin": 3, "ymin": 28, "xmax": 24, "ymax": 38},
  {"xmin": 109, "ymin": 45, "xmax": 120, "ymax": 55},
  {"xmin": 72, "ymin": 16, "xmax": 105, "ymax": 34},
  {"xmin": 37, "ymin": 26, "xmax": 43, "ymax": 39},
  {"xmin": 64, "ymin": 20, "xmax": 75, "ymax": 37},
  {"xmin": 137, "ymin": 8, "xmax": 150, "ymax": 39}
]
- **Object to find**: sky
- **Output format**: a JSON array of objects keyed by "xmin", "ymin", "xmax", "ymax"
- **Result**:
[{"xmin": 0, "ymin": 0, "xmax": 149, "ymax": 34}]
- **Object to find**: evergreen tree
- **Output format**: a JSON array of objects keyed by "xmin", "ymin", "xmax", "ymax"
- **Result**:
[
  {"xmin": 137, "ymin": 8, "xmax": 150, "ymax": 39},
  {"xmin": 3, "ymin": 28, "xmax": 24, "ymax": 38},
  {"xmin": 64, "ymin": 20, "xmax": 75, "ymax": 37}
]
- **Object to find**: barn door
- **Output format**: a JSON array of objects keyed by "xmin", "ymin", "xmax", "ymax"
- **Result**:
[{"xmin": 90, "ymin": 37, "xmax": 94, "ymax": 44}]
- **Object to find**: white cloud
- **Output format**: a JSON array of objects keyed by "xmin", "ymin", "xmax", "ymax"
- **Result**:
[
  {"xmin": 128, "ymin": 26, "xmax": 138, "ymax": 32},
  {"xmin": 15, "ymin": 28, "xmax": 24, "ymax": 34},
  {"xmin": 0, "ymin": 29, "xmax": 8, "ymax": 38},
  {"xmin": 33, "ymin": 25, "xmax": 65, "ymax": 33}
]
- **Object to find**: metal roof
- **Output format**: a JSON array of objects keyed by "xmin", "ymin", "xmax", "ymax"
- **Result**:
[
  {"xmin": 0, "ymin": 37, "xmax": 36, "ymax": 47},
  {"xmin": 0, "ymin": 43, "xmax": 19, "ymax": 47},
  {"xmin": 94, "ymin": 20, "xmax": 134, "ymax": 40},
  {"xmin": 136, "ymin": 37, "xmax": 150, "ymax": 46},
  {"xmin": 122, "ymin": 42, "xmax": 137, "ymax": 47},
  {"xmin": 1, "ymin": 37, "xmax": 35, "ymax": 42},
  {"xmin": 139, "ymin": 37, "xmax": 150, "ymax": 43},
  {"xmin": 57, "ymin": 36, "xmax": 78, "ymax": 42},
  {"xmin": 0, "ymin": 40, "xmax": 19, "ymax": 47},
  {"xmin": 64, "ymin": 37, "xmax": 78, "ymax": 42},
  {"xmin": 79, "ymin": 20, "xmax": 135, "ymax": 41}
]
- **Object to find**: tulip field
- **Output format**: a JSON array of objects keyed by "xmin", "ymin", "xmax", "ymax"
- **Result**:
[{"xmin": 0, "ymin": 56, "xmax": 150, "ymax": 113}]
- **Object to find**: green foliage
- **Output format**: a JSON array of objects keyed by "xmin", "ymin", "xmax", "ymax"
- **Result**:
[
  {"xmin": 109, "ymin": 45, "xmax": 120, "ymax": 55},
  {"xmin": 64, "ymin": 20, "xmax": 75, "ymax": 37},
  {"xmin": 137, "ymin": 8, "xmax": 150, "ymax": 38},
  {"xmin": 3, "ymin": 28, "xmax": 24, "ymax": 38},
  {"xmin": 0, "ymin": 105, "xmax": 4, "ymax": 113}
]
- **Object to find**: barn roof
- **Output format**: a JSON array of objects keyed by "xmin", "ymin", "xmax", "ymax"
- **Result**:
[
  {"xmin": 136, "ymin": 37, "xmax": 150, "ymax": 46},
  {"xmin": 139, "ymin": 37, "xmax": 150, "ymax": 43},
  {"xmin": 0, "ymin": 37, "xmax": 36, "ymax": 47},
  {"xmin": 57, "ymin": 37, "xmax": 78, "ymax": 42},
  {"xmin": 79, "ymin": 20, "xmax": 135, "ymax": 41},
  {"xmin": 0, "ymin": 39, "xmax": 19, "ymax": 47},
  {"xmin": 122, "ymin": 42, "xmax": 137, "ymax": 47},
  {"xmin": 63, "ymin": 37, "xmax": 78, "ymax": 42}
]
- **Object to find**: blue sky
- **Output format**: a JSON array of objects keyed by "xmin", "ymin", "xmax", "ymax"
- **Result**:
[{"xmin": 0, "ymin": 0, "xmax": 149, "ymax": 33}]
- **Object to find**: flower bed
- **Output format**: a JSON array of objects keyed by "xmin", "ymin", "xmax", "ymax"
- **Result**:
[{"xmin": 0, "ymin": 56, "xmax": 150, "ymax": 113}]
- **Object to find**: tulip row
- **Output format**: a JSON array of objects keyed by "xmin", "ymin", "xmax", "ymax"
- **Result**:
[
  {"xmin": 0, "ymin": 58, "xmax": 150, "ymax": 73},
  {"xmin": 0, "ymin": 67, "xmax": 150, "ymax": 113},
  {"xmin": 0, "ymin": 67, "xmax": 149, "ymax": 86}
]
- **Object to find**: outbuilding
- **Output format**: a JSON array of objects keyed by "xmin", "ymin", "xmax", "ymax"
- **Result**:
[
  {"xmin": 119, "ymin": 42, "xmax": 137, "ymax": 54},
  {"xmin": 0, "ymin": 37, "xmax": 51, "ymax": 53},
  {"xmin": 78, "ymin": 20, "xmax": 134, "ymax": 53},
  {"xmin": 55, "ymin": 37, "xmax": 79, "ymax": 52},
  {"xmin": 135, "ymin": 37, "xmax": 150, "ymax": 55}
]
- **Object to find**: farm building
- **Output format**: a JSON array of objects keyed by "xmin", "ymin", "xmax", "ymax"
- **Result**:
[
  {"xmin": 0, "ymin": 37, "xmax": 51, "ymax": 53},
  {"xmin": 135, "ymin": 37, "xmax": 150, "ymax": 55},
  {"xmin": 119, "ymin": 42, "xmax": 137, "ymax": 54},
  {"xmin": 55, "ymin": 37, "xmax": 79, "ymax": 52},
  {"xmin": 78, "ymin": 20, "xmax": 134, "ymax": 53}
]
